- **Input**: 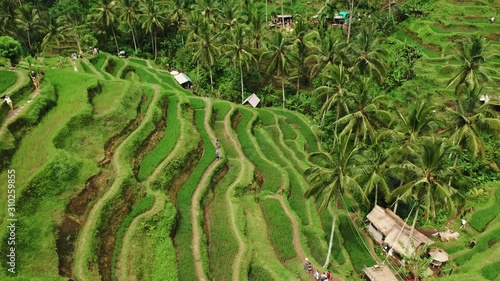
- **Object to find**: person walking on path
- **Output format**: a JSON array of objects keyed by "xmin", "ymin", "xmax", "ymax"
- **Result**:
[
  {"xmin": 3, "ymin": 95, "xmax": 13, "ymax": 110},
  {"xmin": 461, "ymin": 219, "xmax": 467, "ymax": 229},
  {"xmin": 470, "ymin": 239, "xmax": 476, "ymax": 249},
  {"xmin": 215, "ymin": 149, "xmax": 220, "ymax": 161},
  {"xmin": 314, "ymin": 270, "xmax": 320, "ymax": 281},
  {"xmin": 215, "ymin": 139, "xmax": 220, "ymax": 149}
]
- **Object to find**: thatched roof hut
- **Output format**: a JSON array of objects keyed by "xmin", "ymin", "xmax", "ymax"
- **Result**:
[{"xmin": 367, "ymin": 205, "xmax": 434, "ymax": 257}]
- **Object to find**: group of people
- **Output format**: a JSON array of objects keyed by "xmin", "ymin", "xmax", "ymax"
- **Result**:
[
  {"xmin": 304, "ymin": 258, "xmax": 334, "ymax": 281},
  {"xmin": 215, "ymin": 139, "xmax": 221, "ymax": 160}
]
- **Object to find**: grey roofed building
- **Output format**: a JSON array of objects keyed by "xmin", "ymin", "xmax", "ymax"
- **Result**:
[
  {"xmin": 363, "ymin": 264, "xmax": 399, "ymax": 281},
  {"xmin": 173, "ymin": 73, "xmax": 192, "ymax": 88},
  {"xmin": 366, "ymin": 205, "xmax": 434, "ymax": 257},
  {"xmin": 242, "ymin": 93, "xmax": 260, "ymax": 108}
]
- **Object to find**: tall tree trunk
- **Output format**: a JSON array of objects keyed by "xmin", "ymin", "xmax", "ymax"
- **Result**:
[
  {"xmin": 347, "ymin": 0, "xmax": 354, "ymax": 42},
  {"xmin": 26, "ymin": 29, "xmax": 32, "ymax": 50},
  {"xmin": 130, "ymin": 23, "xmax": 138, "ymax": 52},
  {"xmin": 407, "ymin": 207, "xmax": 419, "ymax": 250},
  {"xmin": 112, "ymin": 27, "xmax": 119, "ymax": 54},
  {"xmin": 239, "ymin": 60, "xmax": 244, "ymax": 103},
  {"xmin": 150, "ymin": 31, "xmax": 154, "ymax": 57},
  {"xmin": 265, "ymin": 0, "xmax": 268, "ymax": 22},
  {"xmin": 209, "ymin": 66, "xmax": 214, "ymax": 92},
  {"xmin": 374, "ymin": 184, "xmax": 378, "ymax": 207},
  {"xmin": 323, "ymin": 196, "xmax": 339, "ymax": 268},
  {"xmin": 281, "ymin": 0, "xmax": 284, "ymax": 27},
  {"xmin": 154, "ymin": 30, "xmax": 158, "ymax": 60},
  {"xmin": 282, "ymin": 75, "xmax": 285, "ymax": 108}
]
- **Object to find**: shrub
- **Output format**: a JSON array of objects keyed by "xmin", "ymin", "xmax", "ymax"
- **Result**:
[
  {"xmin": 481, "ymin": 261, "xmax": 499, "ymax": 280},
  {"xmin": 0, "ymin": 36, "xmax": 22, "ymax": 65},
  {"xmin": 248, "ymin": 264, "xmax": 274, "ymax": 280}
]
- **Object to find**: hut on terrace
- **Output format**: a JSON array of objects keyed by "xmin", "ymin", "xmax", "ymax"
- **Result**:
[
  {"xmin": 242, "ymin": 93, "xmax": 260, "ymax": 108},
  {"xmin": 366, "ymin": 205, "xmax": 434, "ymax": 258}
]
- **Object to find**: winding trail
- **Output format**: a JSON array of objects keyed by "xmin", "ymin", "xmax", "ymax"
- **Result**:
[
  {"xmin": 2, "ymin": 69, "xmax": 28, "ymax": 97},
  {"xmin": 223, "ymin": 105, "xmax": 251, "ymax": 281},
  {"xmin": 81, "ymin": 59, "xmax": 106, "ymax": 80},
  {"xmin": 73, "ymin": 85, "xmax": 160, "ymax": 281},
  {"xmin": 191, "ymin": 98, "xmax": 220, "ymax": 281},
  {"xmin": 0, "ymin": 86, "xmax": 41, "ymax": 136}
]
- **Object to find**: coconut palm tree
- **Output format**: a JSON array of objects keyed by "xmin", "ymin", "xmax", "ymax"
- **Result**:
[
  {"xmin": 350, "ymin": 25, "xmax": 387, "ymax": 83},
  {"xmin": 192, "ymin": 0, "xmax": 219, "ymax": 25},
  {"xmin": 187, "ymin": 20, "xmax": 221, "ymax": 92},
  {"xmin": 218, "ymin": 0, "xmax": 243, "ymax": 33},
  {"xmin": 15, "ymin": 4, "xmax": 42, "ymax": 50},
  {"xmin": 334, "ymin": 77, "xmax": 392, "ymax": 144},
  {"xmin": 91, "ymin": 0, "xmax": 120, "ymax": 53},
  {"xmin": 118, "ymin": 0, "xmax": 139, "ymax": 52},
  {"xmin": 305, "ymin": 134, "xmax": 366, "ymax": 268},
  {"xmin": 139, "ymin": 0, "xmax": 168, "ymax": 60},
  {"xmin": 306, "ymin": 30, "xmax": 349, "ymax": 78},
  {"xmin": 389, "ymin": 137, "xmax": 464, "ymax": 221},
  {"xmin": 0, "ymin": 2, "xmax": 17, "ymax": 36},
  {"xmin": 360, "ymin": 143, "xmax": 391, "ymax": 208},
  {"xmin": 223, "ymin": 24, "xmax": 257, "ymax": 103},
  {"xmin": 291, "ymin": 16, "xmax": 312, "ymax": 94},
  {"xmin": 447, "ymin": 35, "xmax": 494, "ymax": 91},
  {"xmin": 248, "ymin": 10, "xmax": 266, "ymax": 50},
  {"xmin": 314, "ymin": 62, "xmax": 354, "ymax": 128},
  {"xmin": 261, "ymin": 31, "xmax": 295, "ymax": 108},
  {"xmin": 447, "ymin": 85, "xmax": 500, "ymax": 158},
  {"xmin": 41, "ymin": 15, "xmax": 69, "ymax": 53}
]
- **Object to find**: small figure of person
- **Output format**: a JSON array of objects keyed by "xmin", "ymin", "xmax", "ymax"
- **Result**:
[
  {"xmin": 470, "ymin": 239, "xmax": 476, "ymax": 249},
  {"xmin": 490, "ymin": 16, "xmax": 495, "ymax": 23},
  {"xmin": 461, "ymin": 219, "xmax": 467, "ymax": 229},
  {"xmin": 327, "ymin": 271, "xmax": 332, "ymax": 280},
  {"xmin": 215, "ymin": 149, "xmax": 220, "ymax": 161},
  {"xmin": 307, "ymin": 263, "xmax": 313, "ymax": 274},
  {"xmin": 215, "ymin": 139, "xmax": 220, "ymax": 149},
  {"xmin": 321, "ymin": 272, "xmax": 327, "ymax": 281},
  {"xmin": 30, "ymin": 71, "xmax": 39, "ymax": 89},
  {"xmin": 314, "ymin": 270, "xmax": 320, "ymax": 281},
  {"xmin": 3, "ymin": 95, "xmax": 13, "ymax": 110}
]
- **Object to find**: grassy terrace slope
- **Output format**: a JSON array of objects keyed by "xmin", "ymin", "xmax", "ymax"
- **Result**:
[{"xmin": 3, "ymin": 50, "xmax": 497, "ymax": 281}]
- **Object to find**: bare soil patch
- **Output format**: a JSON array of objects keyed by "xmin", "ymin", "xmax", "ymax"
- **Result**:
[
  {"xmin": 231, "ymin": 110, "xmax": 242, "ymax": 131},
  {"xmin": 406, "ymin": 30, "xmax": 442, "ymax": 53},
  {"xmin": 56, "ymin": 215, "xmax": 81, "ymax": 279}
]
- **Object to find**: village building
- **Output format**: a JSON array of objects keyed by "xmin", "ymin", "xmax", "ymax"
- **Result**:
[
  {"xmin": 366, "ymin": 205, "xmax": 434, "ymax": 258},
  {"xmin": 363, "ymin": 264, "xmax": 399, "ymax": 281},
  {"xmin": 242, "ymin": 93, "xmax": 260, "ymax": 108}
]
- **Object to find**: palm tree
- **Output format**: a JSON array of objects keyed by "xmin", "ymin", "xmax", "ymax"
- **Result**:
[
  {"xmin": 0, "ymin": 2, "xmax": 17, "ymax": 36},
  {"xmin": 350, "ymin": 25, "xmax": 387, "ymax": 83},
  {"xmin": 118, "ymin": 0, "xmax": 139, "ymax": 52},
  {"xmin": 41, "ymin": 15, "xmax": 69, "ymax": 53},
  {"xmin": 447, "ymin": 85, "xmax": 500, "ymax": 158},
  {"xmin": 186, "ymin": 21, "xmax": 221, "ymax": 92},
  {"xmin": 389, "ymin": 137, "xmax": 464, "ymax": 221},
  {"xmin": 91, "ymin": 0, "xmax": 120, "ymax": 53},
  {"xmin": 248, "ymin": 10, "xmax": 266, "ymax": 50},
  {"xmin": 192, "ymin": 0, "xmax": 219, "ymax": 25},
  {"xmin": 169, "ymin": 0, "xmax": 186, "ymax": 33},
  {"xmin": 306, "ymin": 30, "xmax": 349, "ymax": 78},
  {"xmin": 334, "ymin": 77, "xmax": 392, "ymax": 144},
  {"xmin": 291, "ymin": 16, "xmax": 312, "ymax": 94},
  {"xmin": 305, "ymin": 135, "xmax": 366, "ymax": 268},
  {"xmin": 15, "ymin": 4, "xmax": 41, "ymax": 50},
  {"xmin": 261, "ymin": 31, "xmax": 295, "ymax": 108},
  {"xmin": 218, "ymin": 0, "xmax": 242, "ymax": 33},
  {"xmin": 447, "ymin": 35, "xmax": 494, "ymax": 91},
  {"xmin": 223, "ymin": 24, "xmax": 257, "ymax": 103},
  {"xmin": 360, "ymin": 143, "xmax": 391, "ymax": 208},
  {"xmin": 139, "ymin": 0, "xmax": 168, "ymax": 60},
  {"xmin": 57, "ymin": 11, "xmax": 85, "ymax": 54},
  {"xmin": 314, "ymin": 62, "xmax": 354, "ymax": 128}
]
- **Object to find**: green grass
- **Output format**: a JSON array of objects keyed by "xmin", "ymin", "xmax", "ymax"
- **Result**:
[
  {"xmin": 453, "ymin": 228, "xmax": 499, "ymax": 266},
  {"xmin": 213, "ymin": 101, "xmax": 231, "ymax": 121},
  {"xmin": 270, "ymin": 109, "xmax": 320, "ymax": 153},
  {"xmin": 236, "ymin": 108, "xmax": 285, "ymax": 192},
  {"xmin": 469, "ymin": 184, "xmax": 500, "ymax": 232},
  {"xmin": 260, "ymin": 197, "xmax": 297, "ymax": 261},
  {"xmin": 175, "ymin": 105, "xmax": 213, "ymax": 280},
  {"xmin": 338, "ymin": 214, "xmax": 374, "ymax": 273},
  {"xmin": 90, "ymin": 54, "xmax": 107, "ymax": 71},
  {"xmin": 91, "ymin": 81, "xmax": 126, "ymax": 115},
  {"xmin": 0, "ymin": 70, "xmax": 18, "ymax": 93},
  {"xmin": 111, "ymin": 194, "xmax": 154, "ymax": 280},
  {"xmin": 136, "ymin": 68, "xmax": 159, "ymax": 84},
  {"xmin": 138, "ymin": 95, "xmax": 180, "ymax": 181},
  {"xmin": 481, "ymin": 261, "xmax": 499, "ymax": 280},
  {"xmin": 248, "ymin": 264, "xmax": 275, "ymax": 280},
  {"xmin": 129, "ymin": 58, "xmax": 148, "ymax": 67},
  {"xmin": 111, "ymin": 58, "xmax": 125, "ymax": 77}
]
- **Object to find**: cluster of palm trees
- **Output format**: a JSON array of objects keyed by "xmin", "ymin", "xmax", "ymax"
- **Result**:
[{"xmin": 304, "ymin": 35, "xmax": 499, "ymax": 267}]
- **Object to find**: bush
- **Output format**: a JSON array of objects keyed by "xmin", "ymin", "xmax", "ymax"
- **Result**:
[
  {"xmin": 469, "ymin": 185, "xmax": 500, "ymax": 232},
  {"xmin": 481, "ymin": 261, "xmax": 499, "ymax": 280},
  {"xmin": 0, "ymin": 36, "xmax": 22, "ymax": 65}
]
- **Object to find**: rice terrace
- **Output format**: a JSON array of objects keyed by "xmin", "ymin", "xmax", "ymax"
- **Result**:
[{"xmin": 0, "ymin": 0, "xmax": 499, "ymax": 280}]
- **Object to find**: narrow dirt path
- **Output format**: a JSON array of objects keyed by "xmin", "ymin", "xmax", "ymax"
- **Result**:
[
  {"xmin": 70, "ymin": 59, "xmax": 78, "ymax": 71},
  {"xmin": 74, "ymin": 85, "xmax": 160, "ymax": 281},
  {"xmin": 191, "ymin": 99, "xmax": 220, "ymax": 281},
  {"xmin": 223, "ymin": 105, "xmax": 250, "ymax": 281},
  {"xmin": 0, "ymin": 87, "xmax": 41, "ymax": 136}
]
